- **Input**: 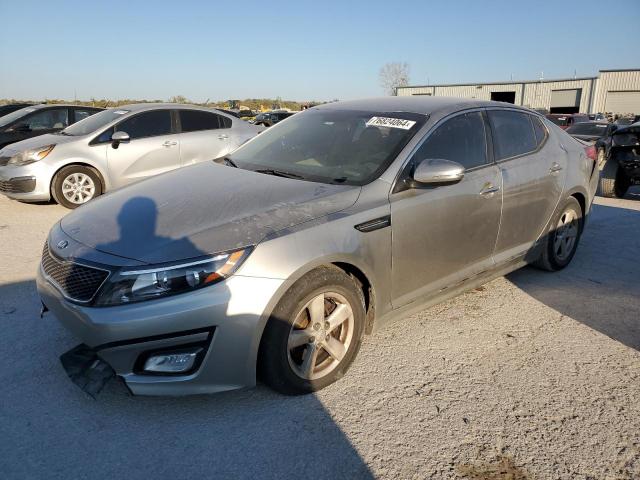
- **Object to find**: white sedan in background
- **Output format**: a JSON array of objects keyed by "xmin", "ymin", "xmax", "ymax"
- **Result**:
[{"xmin": 0, "ymin": 104, "xmax": 263, "ymax": 208}]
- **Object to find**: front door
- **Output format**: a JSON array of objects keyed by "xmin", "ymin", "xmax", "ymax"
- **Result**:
[
  {"xmin": 487, "ymin": 110, "xmax": 566, "ymax": 263},
  {"xmin": 106, "ymin": 110, "xmax": 181, "ymax": 189},
  {"xmin": 390, "ymin": 111, "xmax": 502, "ymax": 308}
]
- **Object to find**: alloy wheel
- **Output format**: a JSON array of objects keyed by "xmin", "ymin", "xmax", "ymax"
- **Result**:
[
  {"xmin": 553, "ymin": 209, "xmax": 579, "ymax": 261},
  {"xmin": 61, "ymin": 172, "xmax": 96, "ymax": 205},
  {"xmin": 287, "ymin": 291, "xmax": 355, "ymax": 381}
]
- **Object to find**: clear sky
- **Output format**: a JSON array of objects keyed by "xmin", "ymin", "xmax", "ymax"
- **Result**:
[{"xmin": 1, "ymin": 0, "xmax": 639, "ymax": 102}]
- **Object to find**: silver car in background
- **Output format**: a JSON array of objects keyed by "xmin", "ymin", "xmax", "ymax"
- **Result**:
[
  {"xmin": 37, "ymin": 97, "xmax": 599, "ymax": 396},
  {"xmin": 0, "ymin": 104, "xmax": 262, "ymax": 208}
]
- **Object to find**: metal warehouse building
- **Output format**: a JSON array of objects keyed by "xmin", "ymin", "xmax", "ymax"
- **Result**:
[{"xmin": 396, "ymin": 69, "xmax": 640, "ymax": 115}]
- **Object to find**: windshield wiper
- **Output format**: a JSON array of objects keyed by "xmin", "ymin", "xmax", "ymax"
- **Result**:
[
  {"xmin": 222, "ymin": 156, "xmax": 238, "ymax": 168},
  {"xmin": 253, "ymin": 168, "xmax": 305, "ymax": 180}
]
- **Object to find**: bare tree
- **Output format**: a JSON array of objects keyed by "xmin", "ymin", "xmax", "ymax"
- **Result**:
[{"xmin": 379, "ymin": 62, "xmax": 410, "ymax": 96}]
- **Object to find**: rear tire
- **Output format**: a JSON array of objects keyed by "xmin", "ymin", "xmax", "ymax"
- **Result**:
[
  {"xmin": 597, "ymin": 159, "xmax": 619, "ymax": 198},
  {"xmin": 258, "ymin": 266, "xmax": 365, "ymax": 395},
  {"xmin": 533, "ymin": 197, "xmax": 583, "ymax": 272},
  {"xmin": 52, "ymin": 165, "xmax": 103, "ymax": 209}
]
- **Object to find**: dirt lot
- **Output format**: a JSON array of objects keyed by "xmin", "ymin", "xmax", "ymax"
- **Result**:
[{"xmin": 1, "ymin": 191, "xmax": 639, "ymax": 479}]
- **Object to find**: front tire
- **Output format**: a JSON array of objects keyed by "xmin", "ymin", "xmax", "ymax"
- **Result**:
[
  {"xmin": 258, "ymin": 266, "xmax": 365, "ymax": 395},
  {"xmin": 533, "ymin": 197, "xmax": 583, "ymax": 271},
  {"xmin": 52, "ymin": 165, "xmax": 102, "ymax": 209}
]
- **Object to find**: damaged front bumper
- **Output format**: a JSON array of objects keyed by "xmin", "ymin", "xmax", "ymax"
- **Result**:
[{"xmin": 37, "ymin": 265, "xmax": 285, "ymax": 396}]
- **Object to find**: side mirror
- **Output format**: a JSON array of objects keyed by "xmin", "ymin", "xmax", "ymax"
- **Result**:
[
  {"xmin": 111, "ymin": 131, "xmax": 130, "ymax": 149},
  {"xmin": 412, "ymin": 159, "xmax": 465, "ymax": 186}
]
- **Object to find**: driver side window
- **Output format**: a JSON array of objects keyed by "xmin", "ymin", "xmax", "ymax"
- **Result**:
[
  {"xmin": 115, "ymin": 110, "xmax": 172, "ymax": 140},
  {"xmin": 411, "ymin": 112, "xmax": 488, "ymax": 170},
  {"xmin": 20, "ymin": 108, "xmax": 69, "ymax": 130}
]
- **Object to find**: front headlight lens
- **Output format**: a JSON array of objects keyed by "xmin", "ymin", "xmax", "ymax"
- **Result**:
[
  {"xmin": 94, "ymin": 248, "xmax": 251, "ymax": 306},
  {"xmin": 7, "ymin": 145, "xmax": 55, "ymax": 166}
]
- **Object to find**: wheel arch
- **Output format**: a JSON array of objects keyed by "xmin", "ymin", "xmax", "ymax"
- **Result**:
[{"xmin": 50, "ymin": 161, "xmax": 107, "ymax": 197}]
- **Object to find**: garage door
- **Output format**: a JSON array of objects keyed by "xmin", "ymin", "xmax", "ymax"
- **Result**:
[
  {"xmin": 604, "ymin": 91, "xmax": 640, "ymax": 115},
  {"xmin": 550, "ymin": 89, "xmax": 581, "ymax": 108}
]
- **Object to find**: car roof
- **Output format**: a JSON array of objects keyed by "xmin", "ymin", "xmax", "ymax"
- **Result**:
[
  {"xmin": 115, "ymin": 103, "xmax": 218, "ymax": 112},
  {"xmin": 315, "ymin": 96, "xmax": 537, "ymax": 117}
]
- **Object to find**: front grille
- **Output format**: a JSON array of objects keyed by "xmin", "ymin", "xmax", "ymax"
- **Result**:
[
  {"xmin": 0, "ymin": 177, "xmax": 36, "ymax": 193},
  {"xmin": 41, "ymin": 243, "xmax": 109, "ymax": 302}
]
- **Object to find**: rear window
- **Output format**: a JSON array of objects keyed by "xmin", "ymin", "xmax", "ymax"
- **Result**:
[
  {"xmin": 179, "ymin": 110, "xmax": 221, "ymax": 132},
  {"xmin": 547, "ymin": 116, "xmax": 568, "ymax": 126},
  {"xmin": 566, "ymin": 123, "xmax": 609, "ymax": 136},
  {"xmin": 489, "ymin": 110, "xmax": 537, "ymax": 160}
]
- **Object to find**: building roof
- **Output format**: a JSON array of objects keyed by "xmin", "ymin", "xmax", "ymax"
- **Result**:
[{"xmin": 397, "ymin": 68, "xmax": 640, "ymax": 91}]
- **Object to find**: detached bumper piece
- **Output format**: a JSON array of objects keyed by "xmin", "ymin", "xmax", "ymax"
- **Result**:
[
  {"xmin": 60, "ymin": 344, "xmax": 116, "ymax": 398},
  {"xmin": 0, "ymin": 176, "xmax": 36, "ymax": 194}
]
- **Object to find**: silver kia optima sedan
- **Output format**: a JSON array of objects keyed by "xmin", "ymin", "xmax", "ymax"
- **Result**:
[
  {"xmin": 37, "ymin": 97, "xmax": 599, "ymax": 396},
  {"xmin": 0, "ymin": 104, "xmax": 262, "ymax": 208}
]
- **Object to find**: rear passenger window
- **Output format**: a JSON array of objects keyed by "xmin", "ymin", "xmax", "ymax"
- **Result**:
[
  {"xmin": 116, "ymin": 110, "xmax": 172, "ymax": 139},
  {"xmin": 412, "ymin": 111, "xmax": 488, "ymax": 169},
  {"xmin": 219, "ymin": 115, "xmax": 232, "ymax": 129},
  {"xmin": 179, "ymin": 110, "xmax": 221, "ymax": 132},
  {"xmin": 531, "ymin": 115, "xmax": 547, "ymax": 147},
  {"xmin": 488, "ymin": 110, "xmax": 537, "ymax": 160}
]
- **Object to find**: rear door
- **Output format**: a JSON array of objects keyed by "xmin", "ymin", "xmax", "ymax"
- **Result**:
[
  {"xmin": 177, "ymin": 109, "xmax": 233, "ymax": 166},
  {"xmin": 488, "ymin": 110, "xmax": 566, "ymax": 264},
  {"xmin": 106, "ymin": 109, "xmax": 181, "ymax": 189},
  {"xmin": 390, "ymin": 110, "xmax": 502, "ymax": 308}
]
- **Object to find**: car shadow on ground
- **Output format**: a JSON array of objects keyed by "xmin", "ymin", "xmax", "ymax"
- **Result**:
[
  {"xmin": 0, "ymin": 196, "xmax": 374, "ymax": 479},
  {"xmin": 508, "ymin": 201, "xmax": 640, "ymax": 351}
]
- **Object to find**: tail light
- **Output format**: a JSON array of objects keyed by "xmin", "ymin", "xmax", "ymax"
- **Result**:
[{"xmin": 584, "ymin": 144, "xmax": 597, "ymax": 161}]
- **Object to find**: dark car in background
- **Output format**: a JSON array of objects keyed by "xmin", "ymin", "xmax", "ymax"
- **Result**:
[
  {"xmin": 0, "ymin": 103, "xmax": 35, "ymax": 117},
  {"xmin": 0, "ymin": 104, "xmax": 103, "ymax": 149},
  {"xmin": 253, "ymin": 111, "xmax": 295, "ymax": 127},
  {"xmin": 566, "ymin": 122, "xmax": 615, "ymax": 143},
  {"xmin": 598, "ymin": 121, "xmax": 640, "ymax": 198},
  {"xmin": 545, "ymin": 113, "xmax": 590, "ymax": 130}
]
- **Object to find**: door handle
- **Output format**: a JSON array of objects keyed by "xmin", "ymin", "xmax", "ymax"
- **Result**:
[
  {"xmin": 549, "ymin": 163, "xmax": 563, "ymax": 174},
  {"xmin": 218, "ymin": 134, "xmax": 229, "ymax": 140},
  {"xmin": 479, "ymin": 184, "xmax": 500, "ymax": 196},
  {"xmin": 162, "ymin": 140, "xmax": 177, "ymax": 147}
]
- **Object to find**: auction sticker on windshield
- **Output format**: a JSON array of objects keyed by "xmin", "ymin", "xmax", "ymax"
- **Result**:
[{"xmin": 366, "ymin": 117, "xmax": 416, "ymax": 130}]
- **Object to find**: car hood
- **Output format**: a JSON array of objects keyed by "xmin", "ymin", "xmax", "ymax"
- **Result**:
[
  {"xmin": 0, "ymin": 133, "xmax": 76, "ymax": 155},
  {"xmin": 60, "ymin": 162, "xmax": 360, "ymax": 264}
]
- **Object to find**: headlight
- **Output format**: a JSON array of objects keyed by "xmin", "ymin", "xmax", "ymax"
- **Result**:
[
  {"xmin": 7, "ymin": 145, "xmax": 55, "ymax": 166},
  {"xmin": 94, "ymin": 248, "xmax": 252, "ymax": 306}
]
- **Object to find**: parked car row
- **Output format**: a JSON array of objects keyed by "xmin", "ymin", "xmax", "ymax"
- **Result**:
[
  {"xmin": 32, "ymin": 97, "xmax": 599, "ymax": 397},
  {"xmin": 0, "ymin": 104, "xmax": 263, "ymax": 208}
]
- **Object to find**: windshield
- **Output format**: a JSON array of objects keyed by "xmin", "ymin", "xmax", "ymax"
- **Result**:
[
  {"xmin": 228, "ymin": 108, "xmax": 425, "ymax": 185},
  {"xmin": 566, "ymin": 123, "xmax": 609, "ymax": 136},
  {"xmin": 0, "ymin": 106, "xmax": 40, "ymax": 127},
  {"xmin": 59, "ymin": 109, "xmax": 130, "ymax": 136}
]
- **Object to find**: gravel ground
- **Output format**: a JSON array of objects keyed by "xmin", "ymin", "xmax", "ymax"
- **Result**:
[{"xmin": 1, "ymin": 191, "xmax": 639, "ymax": 480}]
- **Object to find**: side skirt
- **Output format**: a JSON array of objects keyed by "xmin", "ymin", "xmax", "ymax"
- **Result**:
[{"xmin": 372, "ymin": 257, "xmax": 529, "ymax": 332}]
